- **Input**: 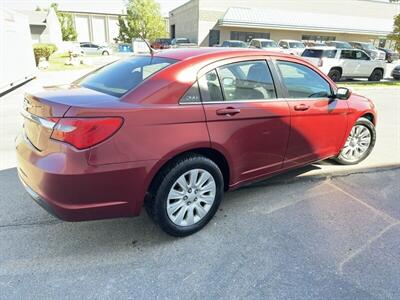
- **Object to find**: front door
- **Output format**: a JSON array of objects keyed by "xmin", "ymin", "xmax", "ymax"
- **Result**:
[
  {"xmin": 274, "ymin": 59, "xmax": 348, "ymax": 168},
  {"xmin": 200, "ymin": 59, "xmax": 291, "ymax": 185}
]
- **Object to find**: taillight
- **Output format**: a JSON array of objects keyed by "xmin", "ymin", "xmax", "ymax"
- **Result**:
[
  {"xmin": 318, "ymin": 58, "xmax": 324, "ymax": 67},
  {"xmin": 51, "ymin": 117, "xmax": 123, "ymax": 149}
]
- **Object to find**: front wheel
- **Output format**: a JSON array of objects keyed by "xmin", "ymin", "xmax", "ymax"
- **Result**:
[
  {"xmin": 333, "ymin": 117, "xmax": 376, "ymax": 165},
  {"xmin": 146, "ymin": 154, "xmax": 224, "ymax": 237}
]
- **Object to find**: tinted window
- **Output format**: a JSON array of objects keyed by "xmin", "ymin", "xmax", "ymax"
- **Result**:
[
  {"xmin": 216, "ymin": 61, "xmax": 276, "ymax": 101},
  {"xmin": 277, "ymin": 61, "xmax": 331, "ymax": 99},
  {"xmin": 78, "ymin": 56, "xmax": 177, "ymax": 97},
  {"xmin": 354, "ymin": 50, "xmax": 370, "ymax": 60},
  {"xmin": 340, "ymin": 50, "xmax": 355, "ymax": 59},
  {"xmin": 180, "ymin": 82, "xmax": 201, "ymax": 104},
  {"xmin": 199, "ymin": 70, "xmax": 224, "ymax": 102},
  {"xmin": 302, "ymin": 49, "xmax": 337, "ymax": 58}
]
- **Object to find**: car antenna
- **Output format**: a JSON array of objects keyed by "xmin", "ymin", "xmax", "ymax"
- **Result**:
[{"xmin": 139, "ymin": 33, "xmax": 154, "ymax": 56}]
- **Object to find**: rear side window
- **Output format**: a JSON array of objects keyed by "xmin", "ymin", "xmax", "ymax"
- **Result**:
[
  {"xmin": 180, "ymin": 82, "xmax": 201, "ymax": 104},
  {"xmin": 277, "ymin": 61, "xmax": 332, "ymax": 99},
  {"xmin": 302, "ymin": 49, "xmax": 337, "ymax": 58},
  {"xmin": 78, "ymin": 56, "xmax": 177, "ymax": 97}
]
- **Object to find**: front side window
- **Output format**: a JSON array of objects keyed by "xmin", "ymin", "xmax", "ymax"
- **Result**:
[
  {"xmin": 355, "ymin": 50, "xmax": 370, "ymax": 60},
  {"xmin": 276, "ymin": 61, "xmax": 332, "ymax": 99},
  {"xmin": 77, "ymin": 56, "xmax": 177, "ymax": 97},
  {"xmin": 216, "ymin": 61, "xmax": 276, "ymax": 101}
]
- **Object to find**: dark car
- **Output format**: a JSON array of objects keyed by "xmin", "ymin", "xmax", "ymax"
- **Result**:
[
  {"xmin": 378, "ymin": 48, "xmax": 399, "ymax": 63},
  {"xmin": 392, "ymin": 65, "xmax": 400, "ymax": 80},
  {"xmin": 151, "ymin": 38, "xmax": 172, "ymax": 50},
  {"xmin": 16, "ymin": 48, "xmax": 377, "ymax": 236},
  {"xmin": 221, "ymin": 40, "xmax": 248, "ymax": 48},
  {"xmin": 324, "ymin": 41, "xmax": 352, "ymax": 49},
  {"xmin": 349, "ymin": 41, "xmax": 386, "ymax": 60}
]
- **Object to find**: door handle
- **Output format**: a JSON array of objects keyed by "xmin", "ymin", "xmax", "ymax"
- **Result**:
[
  {"xmin": 294, "ymin": 104, "xmax": 310, "ymax": 111},
  {"xmin": 216, "ymin": 107, "xmax": 241, "ymax": 116}
]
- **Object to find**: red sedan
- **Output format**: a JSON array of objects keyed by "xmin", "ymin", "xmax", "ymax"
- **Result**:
[{"xmin": 16, "ymin": 48, "xmax": 377, "ymax": 236}]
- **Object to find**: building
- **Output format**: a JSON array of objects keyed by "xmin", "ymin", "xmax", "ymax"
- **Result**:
[
  {"xmin": 59, "ymin": 9, "xmax": 123, "ymax": 44},
  {"xmin": 22, "ymin": 8, "xmax": 62, "ymax": 45},
  {"xmin": 169, "ymin": 0, "xmax": 399, "ymax": 48}
]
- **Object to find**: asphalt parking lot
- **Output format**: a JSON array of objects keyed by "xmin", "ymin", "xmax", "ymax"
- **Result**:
[{"xmin": 0, "ymin": 72, "xmax": 399, "ymax": 299}]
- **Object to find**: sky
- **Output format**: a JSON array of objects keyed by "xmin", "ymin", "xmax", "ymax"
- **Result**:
[{"xmin": 1, "ymin": 0, "xmax": 189, "ymax": 16}]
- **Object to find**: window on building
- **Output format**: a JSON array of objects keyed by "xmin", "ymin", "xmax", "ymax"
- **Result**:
[
  {"xmin": 302, "ymin": 35, "xmax": 336, "ymax": 42},
  {"xmin": 276, "ymin": 61, "xmax": 331, "ymax": 99},
  {"xmin": 230, "ymin": 31, "xmax": 270, "ymax": 43}
]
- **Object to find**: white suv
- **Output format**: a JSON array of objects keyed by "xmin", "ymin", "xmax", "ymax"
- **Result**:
[
  {"xmin": 278, "ymin": 40, "xmax": 305, "ymax": 56},
  {"xmin": 249, "ymin": 39, "xmax": 282, "ymax": 52},
  {"xmin": 302, "ymin": 47, "xmax": 386, "ymax": 81}
]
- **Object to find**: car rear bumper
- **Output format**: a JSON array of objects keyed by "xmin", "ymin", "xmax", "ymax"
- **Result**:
[{"xmin": 16, "ymin": 133, "xmax": 157, "ymax": 221}]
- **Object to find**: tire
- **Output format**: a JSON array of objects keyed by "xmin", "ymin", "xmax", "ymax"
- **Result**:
[
  {"xmin": 145, "ymin": 154, "xmax": 224, "ymax": 237},
  {"xmin": 328, "ymin": 69, "xmax": 341, "ymax": 82},
  {"xmin": 393, "ymin": 75, "xmax": 400, "ymax": 81},
  {"xmin": 368, "ymin": 69, "xmax": 383, "ymax": 81},
  {"xmin": 102, "ymin": 51, "xmax": 109, "ymax": 56},
  {"xmin": 333, "ymin": 117, "xmax": 376, "ymax": 165}
]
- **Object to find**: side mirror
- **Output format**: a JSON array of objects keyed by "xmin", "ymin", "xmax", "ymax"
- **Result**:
[{"xmin": 336, "ymin": 87, "xmax": 351, "ymax": 100}]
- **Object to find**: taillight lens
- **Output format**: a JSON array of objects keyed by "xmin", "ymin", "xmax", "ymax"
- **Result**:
[
  {"xmin": 318, "ymin": 58, "xmax": 324, "ymax": 67},
  {"xmin": 51, "ymin": 117, "xmax": 123, "ymax": 149}
]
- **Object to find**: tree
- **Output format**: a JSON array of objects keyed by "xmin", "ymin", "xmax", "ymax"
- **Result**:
[
  {"xmin": 388, "ymin": 13, "xmax": 400, "ymax": 51},
  {"xmin": 116, "ymin": 0, "xmax": 166, "ymax": 43},
  {"xmin": 51, "ymin": 3, "xmax": 78, "ymax": 41}
]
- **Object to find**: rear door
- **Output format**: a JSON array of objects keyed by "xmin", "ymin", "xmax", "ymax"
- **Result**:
[
  {"xmin": 273, "ymin": 59, "xmax": 348, "ymax": 168},
  {"xmin": 200, "ymin": 58, "xmax": 291, "ymax": 185}
]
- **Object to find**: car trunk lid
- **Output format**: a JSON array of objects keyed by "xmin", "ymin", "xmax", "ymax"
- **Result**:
[{"xmin": 21, "ymin": 85, "xmax": 119, "ymax": 151}]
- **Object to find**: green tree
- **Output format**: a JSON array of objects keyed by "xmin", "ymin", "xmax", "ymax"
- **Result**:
[
  {"xmin": 51, "ymin": 3, "xmax": 78, "ymax": 41},
  {"xmin": 116, "ymin": 0, "xmax": 166, "ymax": 43},
  {"xmin": 388, "ymin": 13, "xmax": 400, "ymax": 51}
]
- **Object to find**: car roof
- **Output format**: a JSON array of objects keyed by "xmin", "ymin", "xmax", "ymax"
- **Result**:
[
  {"xmin": 279, "ymin": 39, "xmax": 302, "ymax": 43},
  {"xmin": 152, "ymin": 47, "xmax": 291, "ymax": 61},
  {"xmin": 252, "ymin": 39, "xmax": 274, "ymax": 42},
  {"xmin": 305, "ymin": 46, "xmax": 336, "ymax": 50}
]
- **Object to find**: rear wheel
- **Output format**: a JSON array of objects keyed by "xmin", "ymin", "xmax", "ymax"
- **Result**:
[
  {"xmin": 368, "ymin": 69, "xmax": 383, "ymax": 81},
  {"xmin": 328, "ymin": 69, "xmax": 341, "ymax": 82},
  {"xmin": 333, "ymin": 117, "xmax": 376, "ymax": 165},
  {"xmin": 146, "ymin": 154, "xmax": 224, "ymax": 237}
]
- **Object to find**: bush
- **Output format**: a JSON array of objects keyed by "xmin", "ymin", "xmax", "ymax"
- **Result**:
[{"xmin": 32, "ymin": 43, "xmax": 58, "ymax": 66}]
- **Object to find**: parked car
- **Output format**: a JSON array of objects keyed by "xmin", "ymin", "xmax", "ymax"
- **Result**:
[
  {"xmin": 221, "ymin": 40, "xmax": 248, "ymax": 48},
  {"xmin": 80, "ymin": 42, "xmax": 113, "ymax": 55},
  {"xmin": 171, "ymin": 38, "xmax": 197, "ymax": 48},
  {"xmin": 249, "ymin": 39, "xmax": 282, "ymax": 52},
  {"xmin": 302, "ymin": 47, "xmax": 386, "ymax": 82},
  {"xmin": 392, "ymin": 65, "xmax": 400, "ymax": 80},
  {"xmin": 151, "ymin": 38, "xmax": 172, "ymax": 50},
  {"xmin": 349, "ymin": 42, "xmax": 385, "ymax": 60},
  {"xmin": 17, "ymin": 48, "xmax": 377, "ymax": 236},
  {"xmin": 278, "ymin": 40, "xmax": 305, "ymax": 56},
  {"xmin": 324, "ymin": 41, "xmax": 353, "ymax": 49},
  {"xmin": 378, "ymin": 47, "xmax": 399, "ymax": 63}
]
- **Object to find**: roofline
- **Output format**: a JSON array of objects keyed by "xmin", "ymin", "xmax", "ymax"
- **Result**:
[{"xmin": 218, "ymin": 20, "xmax": 391, "ymax": 36}]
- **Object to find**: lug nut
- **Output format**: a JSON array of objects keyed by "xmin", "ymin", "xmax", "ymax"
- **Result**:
[
  {"xmin": 188, "ymin": 188, "xmax": 192, "ymax": 193},
  {"xmin": 183, "ymin": 196, "xmax": 188, "ymax": 200}
]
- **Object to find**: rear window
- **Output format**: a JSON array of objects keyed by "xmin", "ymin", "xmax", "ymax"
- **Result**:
[
  {"xmin": 77, "ymin": 56, "xmax": 177, "ymax": 97},
  {"xmin": 302, "ymin": 49, "xmax": 337, "ymax": 58}
]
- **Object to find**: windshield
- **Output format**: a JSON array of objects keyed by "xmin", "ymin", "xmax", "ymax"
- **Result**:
[
  {"xmin": 176, "ymin": 38, "xmax": 190, "ymax": 44},
  {"xmin": 336, "ymin": 42, "xmax": 352, "ymax": 49},
  {"xmin": 363, "ymin": 43, "xmax": 375, "ymax": 50},
  {"xmin": 289, "ymin": 42, "xmax": 305, "ymax": 48},
  {"xmin": 261, "ymin": 41, "xmax": 278, "ymax": 48},
  {"xmin": 77, "ymin": 56, "xmax": 177, "ymax": 97},
  {"xmin": 302, "ymin": 49, "xmax": 337, "ymax": 58},
  {"xmin": 231, "ymin": 41, "xmax": 247, "ymax": 47}
]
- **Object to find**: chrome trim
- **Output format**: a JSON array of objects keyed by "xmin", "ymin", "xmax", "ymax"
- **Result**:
[{"xmin": 20, "ymin": 110, "xmax": 57, "ymax": 130}]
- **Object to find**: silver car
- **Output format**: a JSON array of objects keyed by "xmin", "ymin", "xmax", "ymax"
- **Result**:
[{"xmin": 79, "ymin": 42, "xmax": 113, "ymax": 55}]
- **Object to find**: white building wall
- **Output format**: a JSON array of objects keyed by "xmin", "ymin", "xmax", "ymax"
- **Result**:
[
  {"xmin": 0, "ymin": 9, "xmax": 36, "ymax": 94},
  {"xmin": 169, "ymin": 0, "xmax": 199, "ymax": 43}
]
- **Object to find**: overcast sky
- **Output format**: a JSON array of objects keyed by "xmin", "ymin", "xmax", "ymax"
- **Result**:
[{"xmin": 2, "ymin": 0, "xmax": 189, "ymax": 16}]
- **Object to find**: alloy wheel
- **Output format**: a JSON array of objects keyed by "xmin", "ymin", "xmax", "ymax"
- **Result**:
[
  {"xmin": 166, "ymin": 169, "xmax": 216, "ymax": 227},
  {"xmin": 341, "ymin": 125, "xmax": 372, "ymax": 162}
]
